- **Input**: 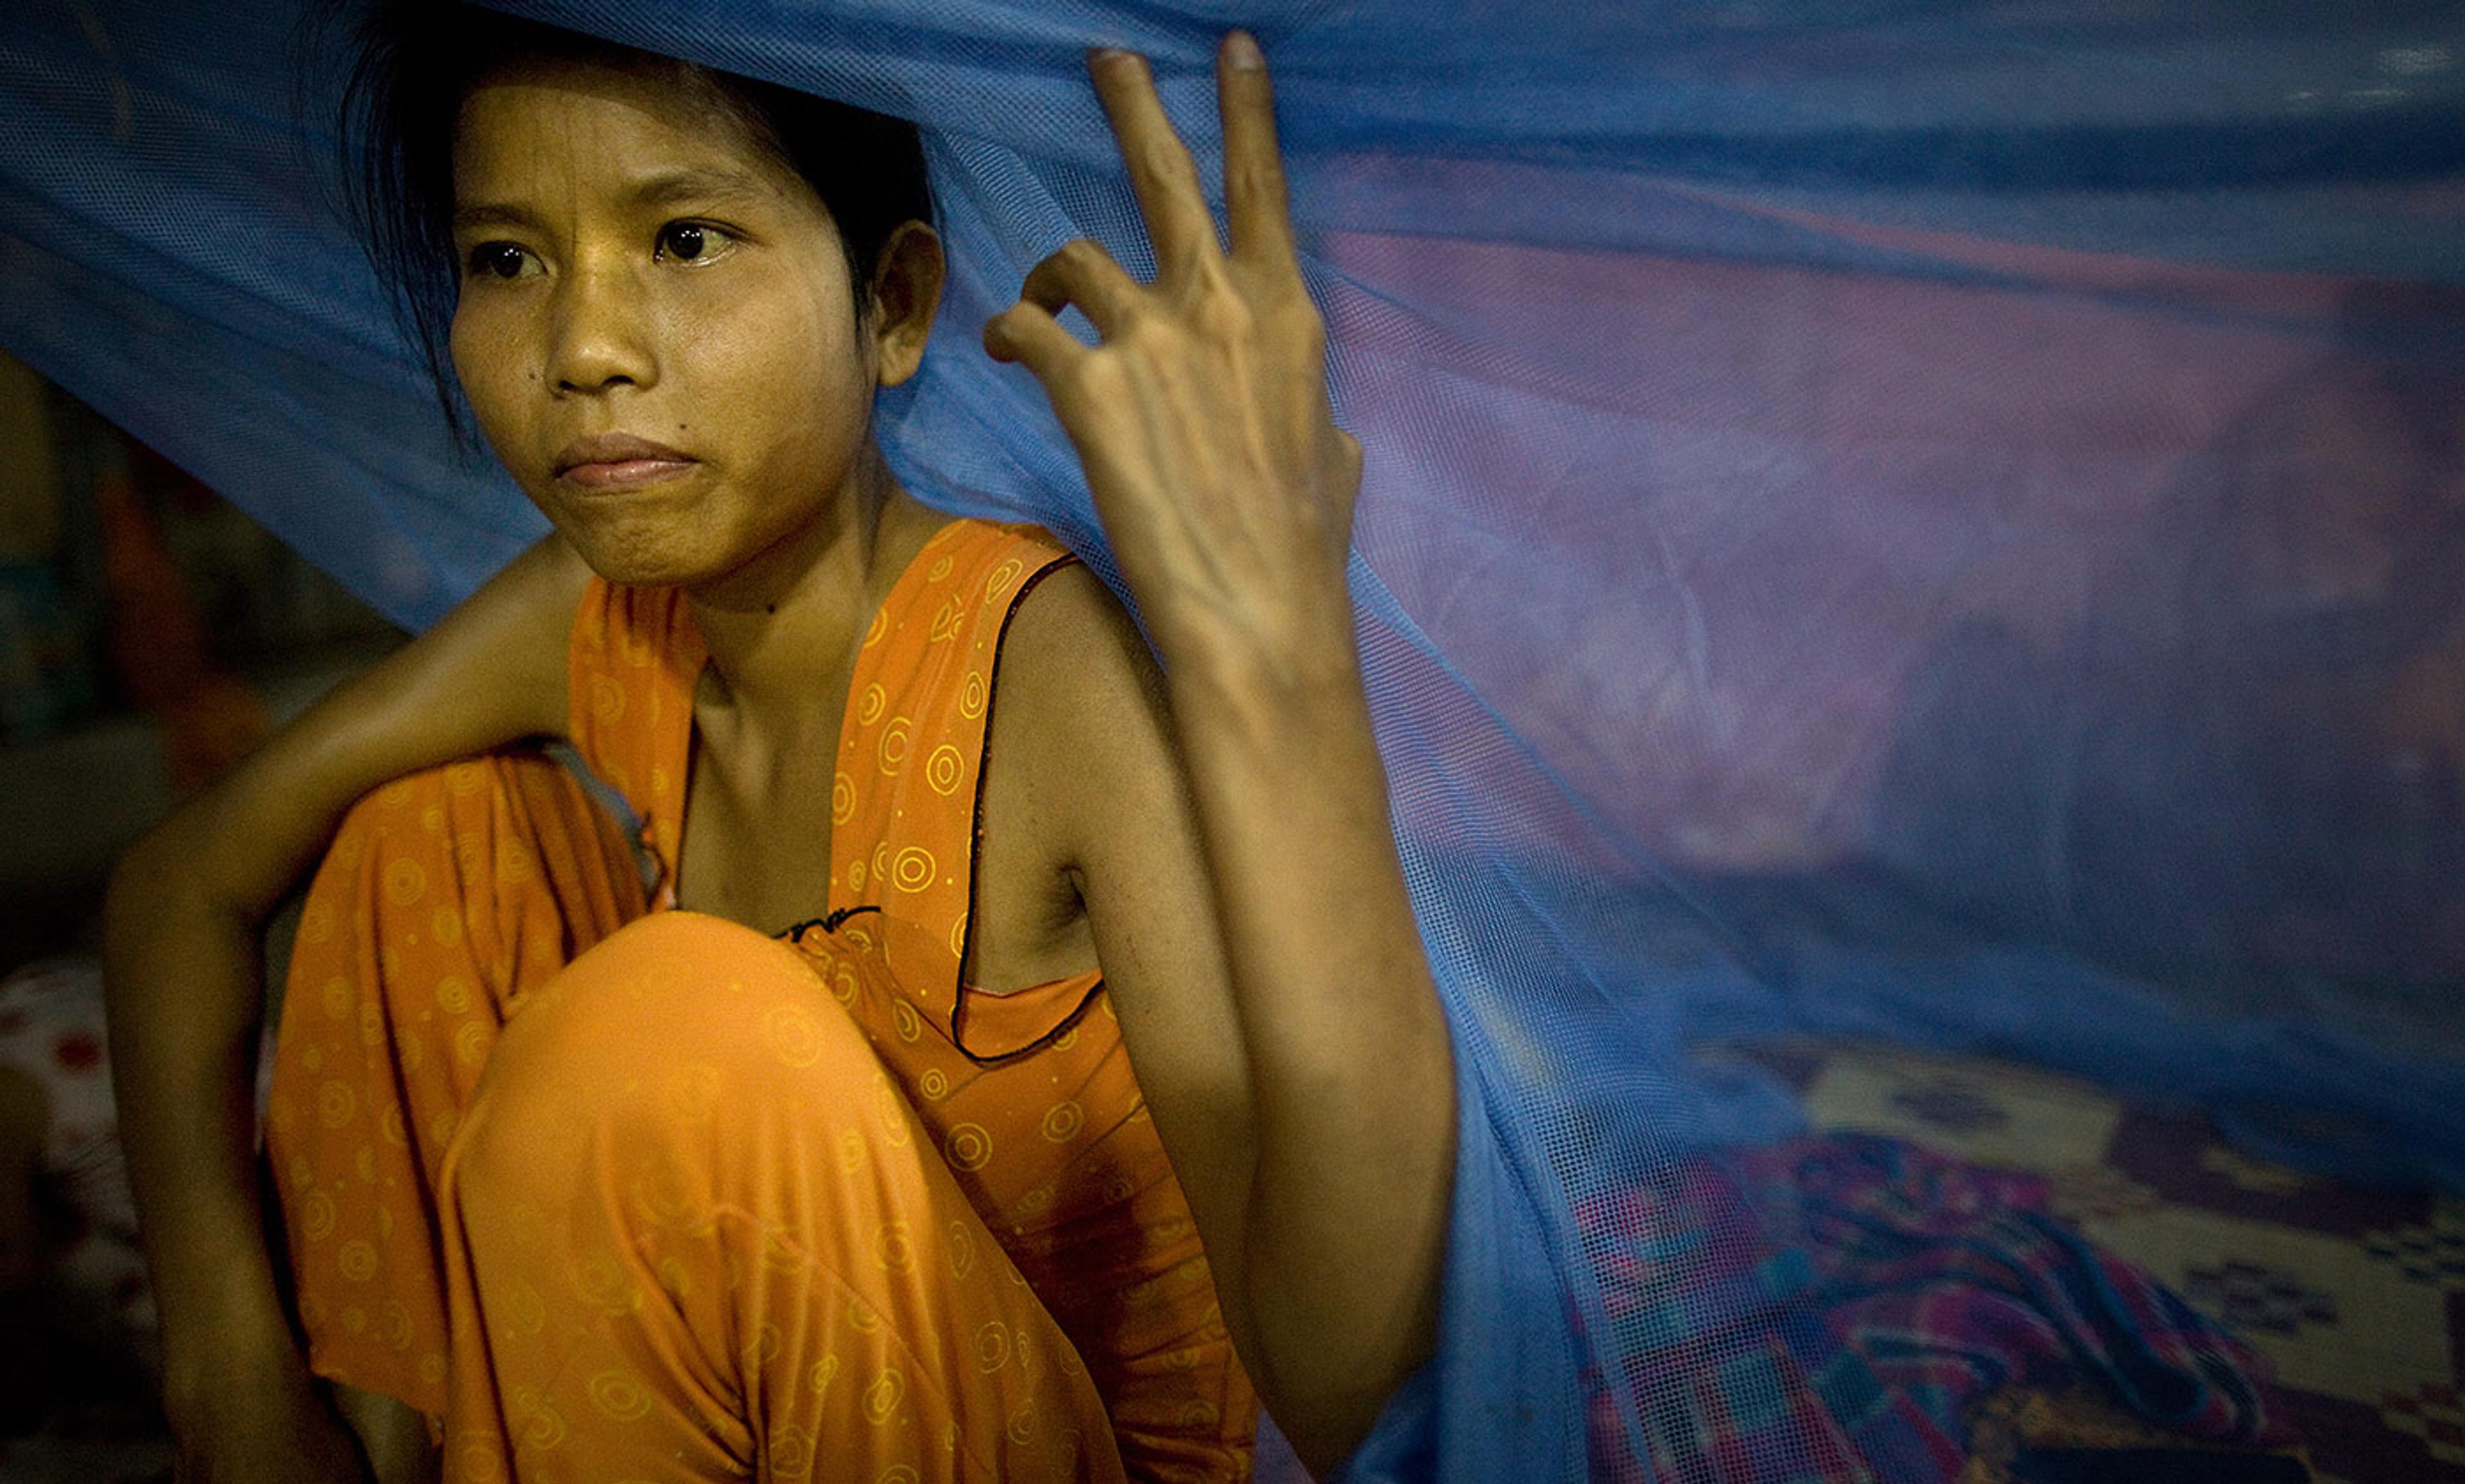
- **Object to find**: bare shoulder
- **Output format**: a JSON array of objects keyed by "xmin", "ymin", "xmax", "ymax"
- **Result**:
[
  {"xmin": 986, "ymin": 558, "xmax": 1186, "ymax": 863},
  {"xmin": 995, "ymin": 558, "xmax": 1173, "ymax": 761}
]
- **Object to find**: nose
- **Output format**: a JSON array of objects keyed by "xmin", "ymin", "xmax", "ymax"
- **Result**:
[{"xmin": 545, "ymin": 257, "xmax": 655, "ymax": 397}]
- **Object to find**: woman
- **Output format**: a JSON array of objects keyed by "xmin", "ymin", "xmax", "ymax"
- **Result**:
[{"xmin": 103, "ymin": 5, "xmax": 1454, "ymax": 1480}]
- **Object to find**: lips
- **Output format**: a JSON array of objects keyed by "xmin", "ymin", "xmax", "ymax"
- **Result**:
[{"xmin": 551, "ymin": 433, "xmax": 698, "ymax": 492}]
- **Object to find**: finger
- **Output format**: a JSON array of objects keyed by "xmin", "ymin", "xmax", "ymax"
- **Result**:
[
  {"xmin": 982, "ymin": 303, "xmax": 1087, "ymax": 382},
  {"xmin": 1087, "ymin": 49, "xmax": 1220, "ymax": 273},
  {"xmin": 1020, "ymin": 239, "xmax": 1145, "ymax": 336},
  {"xmin": 1216, "ymin": 32, "xmax": 1295, "ymax": 268}
]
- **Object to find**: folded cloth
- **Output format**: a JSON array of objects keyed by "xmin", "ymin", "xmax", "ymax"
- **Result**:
[{"xmin": 1574, "ymin": 1132, "xmax": 2286, "ymax": 1481}]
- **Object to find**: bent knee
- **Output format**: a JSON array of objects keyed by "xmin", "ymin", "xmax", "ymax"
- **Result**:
[
  {"xmin": 494, "ymin": 911, "xmax": 863, "ymax": 1071},
  {"xmin": 453, "ymin": 913, "xmax": 881, "ymax": 1181}
]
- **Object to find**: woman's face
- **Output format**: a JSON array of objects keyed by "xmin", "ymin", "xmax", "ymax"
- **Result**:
[{"xmin": 448, "ymin": 59, "xmax": 888, "ymax": 591}]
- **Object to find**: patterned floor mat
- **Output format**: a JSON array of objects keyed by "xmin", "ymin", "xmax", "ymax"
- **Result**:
[{"xmin": 1758, "ymin": 1040, "xmax": 2462, "ymax": 1484}]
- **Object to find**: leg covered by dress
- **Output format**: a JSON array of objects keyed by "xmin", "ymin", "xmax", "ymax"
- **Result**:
[{"xmin": 264, "ymin": 521, "xmax": 1257, "ymax": 1481}]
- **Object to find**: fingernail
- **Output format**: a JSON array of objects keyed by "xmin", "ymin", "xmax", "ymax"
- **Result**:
[
  {"xmin": 1087, "ymin": 46, "xmax": 1130, "ymax": 66},
  {"xmin": 1224, "ymin": 31, "xmax": 1264, "ymax": 69}
]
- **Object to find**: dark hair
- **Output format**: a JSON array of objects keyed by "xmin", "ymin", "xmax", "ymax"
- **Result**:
[{"xmin": 336, "ymin": 0, "xmax": 935, "ymax": 438}]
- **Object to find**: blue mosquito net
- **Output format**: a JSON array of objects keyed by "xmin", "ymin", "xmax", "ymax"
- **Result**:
[{"xmin": 4, "ymin": 0, "xmax": 2461, "ymax": 1478}]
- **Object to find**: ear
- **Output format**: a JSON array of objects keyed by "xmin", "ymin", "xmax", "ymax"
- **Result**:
[{"xmin": 868, "ymin": 221, "xmax": 945, "ymax": 388}]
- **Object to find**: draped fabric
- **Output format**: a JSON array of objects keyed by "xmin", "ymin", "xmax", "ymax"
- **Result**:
[{"xmin": 4, "ymin": 0, "xmax": 2462, "ymax": 1478}]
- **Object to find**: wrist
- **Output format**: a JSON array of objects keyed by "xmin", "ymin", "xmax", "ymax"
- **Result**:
[
  {"xmin": 1165, "ymin": 629, "xmax": 1369, "ymax": 754},
  {"xmin": 1136, "ymin": 540, "xmax": 1358, "ymax": 689},
  {"xmin": 158, "ymin": 1270, "xmax": 307, "ymax": 1410}
]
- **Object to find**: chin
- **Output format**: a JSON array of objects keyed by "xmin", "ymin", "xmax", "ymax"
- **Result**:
[{"xmin": 542, "ymin": 501, "xmax": 730, "ymax": 590}]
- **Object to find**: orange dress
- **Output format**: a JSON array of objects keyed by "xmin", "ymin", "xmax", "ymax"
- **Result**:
[{"xmin": 264, "ymin": 519, "xmax": 1258, "ymax": 1482}]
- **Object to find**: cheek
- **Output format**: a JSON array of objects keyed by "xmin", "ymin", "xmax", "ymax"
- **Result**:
[
  {"xmin": 682, "ymin": 280, "xmax": 870, "ymax": 441},
  {"xmin": 449, "ymin": 300, "xmax": 526, "ymax": 437}
]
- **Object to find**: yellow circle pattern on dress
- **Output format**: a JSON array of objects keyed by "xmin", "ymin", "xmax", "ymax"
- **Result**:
[
  {"xmin": 505, "ymin": 1280, "xmax": 548, "ymax": 1336},
  {"xmin": 765, "ymin": 1002, "xmax": 826, "ymax": 1067},
  {"xmin": 863, "ymin": 1368, "xmax": 904, "ymax": 1425},
  {"xmin": 878, "ymin": 716, "xmax": 913, "ymax": 773},
  {"xmin": 892, "ymin": 846, "xmax": 935, "ymax": 893},
  {"xmin": 587, "ymin": 1370, "xmax": 652, "ymax": 1422},
  {"xmin": 985, "ymin": 558, "xmax": 1025, "ymax": 604},
  {"xmin": 874, "ymin": 1220, "xmax": 915, "ymax": 1273},
  {"xmin": 381, "ymin": 1300, "xmax": 414, "ymax": 1352},
  {"xmin": 301, "ymin": 1187, "xmax": 338, "ymax": 1241},
  {"xmin": 944, "ymin": 1121, "xmax": 994, "ymax": 1172},
  {"xmin": 1040, "ymin": 1101, "xmax": 1084, "ymax": 1144},
  {"xmin": 518, "ymin": 1399, "xmax": 567, "ymax": 1449},
  {"xmin": 974, "ymin": 1319, "xmax": 1012, "ymax": 1373},
  {"xmin": 770, "ymin": 1423, "xmax": 816, "ymax": 1477},
  {"xmin": 924, "ymin": 743, "xmax": 965, "ymax": 798},
  {"xmin": 383, "ymin": 858, "xmax": 426, "ymax": 906}
]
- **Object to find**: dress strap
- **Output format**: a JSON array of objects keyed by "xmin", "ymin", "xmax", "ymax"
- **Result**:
[
  {"xmin": 566, "ymin": 576, "xmax": 702, "ymax": 911},
  {"xmin": 826, "ymin": 520, "xmax": 1081, "ymax": 1055}
]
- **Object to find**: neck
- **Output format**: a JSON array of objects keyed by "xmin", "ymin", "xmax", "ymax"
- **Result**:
[{"xmin": 684, "ymin": 444, "xmax": 933, "ymax": 722}]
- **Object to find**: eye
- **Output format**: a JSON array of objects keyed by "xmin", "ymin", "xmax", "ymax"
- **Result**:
[
  {"xmin": 463, "ymin": 242, "xmax": 540, "ymax": 281},
  {"xmin": 653, "ymin": 221, "xmax": 737, "ymax": 264}
]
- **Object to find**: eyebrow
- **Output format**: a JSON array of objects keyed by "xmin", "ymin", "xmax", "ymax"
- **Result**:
[
  {"xmin": 625, "ymin": 166, "xmax": 774, "ymax": 211},
  {"xmin": 452, "ymin": 166, "xmax": 775, "ymax": 233}
]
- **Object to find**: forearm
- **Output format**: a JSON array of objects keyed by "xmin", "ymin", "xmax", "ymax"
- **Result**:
[
  {"xmin": 103, "ymin": 822, "xmax": 311, "ymax": 1405},
  {"xmin": 1165, "ymin": 633, "xmax": 1456, "ymax": 1465}
]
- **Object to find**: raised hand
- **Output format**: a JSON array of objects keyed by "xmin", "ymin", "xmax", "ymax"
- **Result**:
[
  {"xmin": 984, "ymin": 33, "xmax": 1362, "ymax": 680},
  {"xmin": 987, "ymin": 37, "xmax": 1455, "ymax": 1472}
]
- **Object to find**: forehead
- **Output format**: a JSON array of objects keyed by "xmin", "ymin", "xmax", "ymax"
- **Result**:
[{"xmin": 451, "ymin": 57, "xmax": 805, "ymax": 209}]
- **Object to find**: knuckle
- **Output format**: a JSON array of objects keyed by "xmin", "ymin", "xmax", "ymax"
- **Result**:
[
  {"xmin": 1227, "ymin": 160, "xmax": 1283, "ymax": 202},
  {"xmin": 1138, "ymin": 139, "xmax": 1198, "ymax": 186},
  {"xmin": 1194, "ymin": 291, "xmax": 1255, "ymax": 340},
  {"xmin": 1268, "ymin": 295, "xmax": 1325, "ymax": 348},
  {"xmin": 1070, "ymin": 352, "xmax": 1129, "ymax": 399},
  {"xmin": 1118, "ymin": 318, "xmax": 1178, "ymax": 361},
  {"xmin": 1186, "ymin": 263, "xmax": 1255, "ymax": 329},
  {"xmin": 1041, "ymin": 239, "xmax": 1110, "ymax": 288}
]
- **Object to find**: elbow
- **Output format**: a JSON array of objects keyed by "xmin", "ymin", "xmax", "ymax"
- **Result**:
[
  {"xmin": 102, "ymin": 823, "xmax": 182, "ymax": 1021},
  {"xmin": 101, "ymin": 805, "xmax": 253, "ymax": 1008},
  {"xmin": 103, "ymin": 824, "xmax": 175, "ymax": 965}
]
